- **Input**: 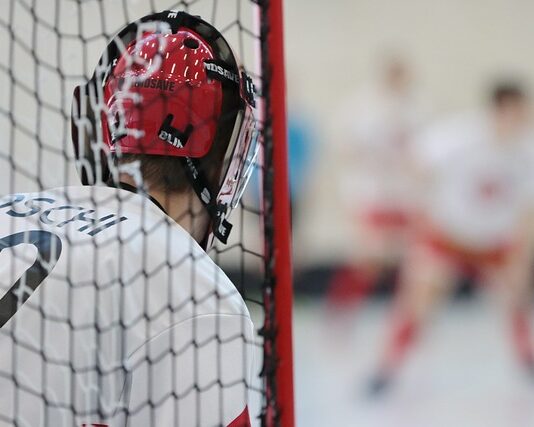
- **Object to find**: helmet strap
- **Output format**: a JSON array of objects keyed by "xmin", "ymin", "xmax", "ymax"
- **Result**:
[
  {"xmin": 157, "ymin": 114, "xmax": 233, "ymax": 244},
  {"xmin": 179, "ymin": 155, "xmax": 233, "ymax": 244}
]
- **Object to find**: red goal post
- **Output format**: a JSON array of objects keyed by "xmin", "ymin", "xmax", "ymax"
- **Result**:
[{"xmin": 260, "ymin": 0, "xmax": 295, "ymax": 426}]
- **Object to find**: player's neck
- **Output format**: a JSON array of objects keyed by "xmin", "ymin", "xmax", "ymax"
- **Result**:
[
  {"xmin": 118, "ymin": 175, "xmax": 210, "ymax": 244},
  {"xmin": 151, "ymin": 189, "xmax": 210, "ymax": 243}
]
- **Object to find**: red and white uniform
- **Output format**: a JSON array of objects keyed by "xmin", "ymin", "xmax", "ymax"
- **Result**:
[
  {"xmin": 0, "ymin": 185, "xmax": 255, "ymax": 427},
  {"xmin": 415, "ymin": 112, "xmax": 534, "ymax": 257},
  {"xmin": 338, "ymin": 86, "xmax": 426, "ymax": 232}
]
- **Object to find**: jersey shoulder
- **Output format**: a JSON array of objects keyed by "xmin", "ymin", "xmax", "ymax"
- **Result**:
[{"xmin": 0, "ymin": 185, "xmax": 249, "ymax": 320}]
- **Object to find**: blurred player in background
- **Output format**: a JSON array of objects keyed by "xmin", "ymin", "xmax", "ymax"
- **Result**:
[
  {"xmin": 0, "ymin": 11, "xmax": 257, "ymax": 426},
  {"xmin": 327, "ymin": 56, "xmax": 427, "ymax": 313},
  {"xmin": 370, "ymin": 82, "xmax": 534, "ymax": 394}
]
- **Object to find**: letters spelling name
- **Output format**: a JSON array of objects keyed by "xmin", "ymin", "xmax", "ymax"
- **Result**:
[{"xmin": 0, "ymin": 195, "xmax": 128, "ymax": 236}]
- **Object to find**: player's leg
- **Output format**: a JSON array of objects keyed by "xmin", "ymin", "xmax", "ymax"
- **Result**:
[
  {"xmin": 368, "ymin": 240, "xmax": 456, "ymax": 395},
  {"xmin": 326, "ymin": 208, "xmax": 409, "ymax": 312},
  {"xmin": 483, "ymin": 241, "xmax": 534, "ymax": 373}
]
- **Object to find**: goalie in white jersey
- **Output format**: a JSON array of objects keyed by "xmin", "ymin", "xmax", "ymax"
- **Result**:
[{"xmin": 0, "ymin": 11, "xmax": 259, "ymax": 427}]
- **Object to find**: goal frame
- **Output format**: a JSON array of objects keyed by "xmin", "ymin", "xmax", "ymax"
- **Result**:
[{"xmin": 260, "ymin": 1, "xmax": 295, "ymax": 426}]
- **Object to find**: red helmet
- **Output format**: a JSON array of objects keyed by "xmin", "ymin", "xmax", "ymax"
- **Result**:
[{"xmin": 71, "ymin": 11, "xmax": 259, "ymax": 244}]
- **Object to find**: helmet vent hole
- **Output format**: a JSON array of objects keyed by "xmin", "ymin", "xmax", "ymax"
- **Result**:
[{"xmin": 184, "ymin": 38, "xmax": 199, "ymax": 49}]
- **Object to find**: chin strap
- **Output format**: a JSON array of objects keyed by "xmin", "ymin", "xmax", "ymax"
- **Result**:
[{"xmin": 179, "ymin": 155, "xmax": 233, "ymax": 244}]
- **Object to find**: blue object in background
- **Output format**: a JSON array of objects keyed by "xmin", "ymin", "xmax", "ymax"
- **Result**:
[{"xmin": 287, "ymin": 112, "xmax": 314, "ymax": 200}]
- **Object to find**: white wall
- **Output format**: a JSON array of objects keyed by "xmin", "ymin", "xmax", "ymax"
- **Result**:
[{"xmin": 285, "ymin": 0, "xmax": 534, "ymax": 112}]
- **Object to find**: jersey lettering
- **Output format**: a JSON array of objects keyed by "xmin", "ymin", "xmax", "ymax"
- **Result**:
[{"xmin": 0, "ymin": 194, "xmax": 128, "ymax": 236}]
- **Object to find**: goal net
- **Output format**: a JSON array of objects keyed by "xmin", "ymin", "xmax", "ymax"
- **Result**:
[{"xmin": 0, "ymin": 1, "xmax": 293, "ymax": 426}]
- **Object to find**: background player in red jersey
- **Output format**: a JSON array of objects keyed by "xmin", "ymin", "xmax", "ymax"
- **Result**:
[{"xmin": 369, "ymin": 82, "xmax": 534, "ymax": 394}]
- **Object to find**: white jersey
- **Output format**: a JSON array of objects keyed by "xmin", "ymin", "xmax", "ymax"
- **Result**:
[
  {"xmin": 416, "ymin": 112, "xmax": 534, "ymax": 249},
  {"xmin": 0, "ymin": 185, "xmax": 255, "ymax": 427},
  {"xmin": 337, "ymin": 85, "xmax": 427, "ymax": 211}
]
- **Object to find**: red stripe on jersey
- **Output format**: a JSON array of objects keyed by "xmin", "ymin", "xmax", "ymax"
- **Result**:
[
  {"xmin": 227, "ymin": 406, "xmax": 251, "ymax": 427},
  {"xmin": 80, "ymin": 409, "xmax": 250, "ymax": 427}
]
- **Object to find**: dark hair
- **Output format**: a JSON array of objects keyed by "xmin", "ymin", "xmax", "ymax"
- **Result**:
[
  {"xmin": 491, "ymin": 82, "xmax": 526, "ymax": 107},
  {"xmin": 117, "ymin": 86, "xmax": 240, "ymax": 194}
]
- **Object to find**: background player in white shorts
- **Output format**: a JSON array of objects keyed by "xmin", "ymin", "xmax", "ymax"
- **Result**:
[
  {"xmin": 369, "ymin": 82, "xmax": 534, "ymax": 394},
  {"xmin": 0, "ymin": 11, "xmax": 258, "ymax": 426}
]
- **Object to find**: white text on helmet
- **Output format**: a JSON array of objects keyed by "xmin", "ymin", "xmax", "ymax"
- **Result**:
[
  {"xmin": 204, "ymin": 62, "xmax": 240, "ymax": 84},
  {"xmin": 159, "ymin": 130, "xmax": 184, "ymax": 148}
]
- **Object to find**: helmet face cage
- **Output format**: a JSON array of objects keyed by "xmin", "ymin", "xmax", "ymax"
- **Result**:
[
  {"xmin": 218, "ymin": 106, "xmax": 260, "ymax": 210},
  {"xmin": 71, "ymin": 11, "xmax": 258, "ymax": 242}
]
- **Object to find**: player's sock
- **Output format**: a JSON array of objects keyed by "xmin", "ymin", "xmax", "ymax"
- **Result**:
[
  {"xmin": 383, "ymin": 314, "xmax": 418, "ymax": 373},
  {"xmin": 367, "ymin": 314, "xmax": 418, "ymax": 397},
  {"xmin": 511, "ymin": 309, "xmax": 534, "ymax": 370}
]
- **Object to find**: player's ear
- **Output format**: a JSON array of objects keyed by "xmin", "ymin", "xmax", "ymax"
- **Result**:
[{"xmin": 71, "ymin": 84, "xmax": 111, "ymax": 186}]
